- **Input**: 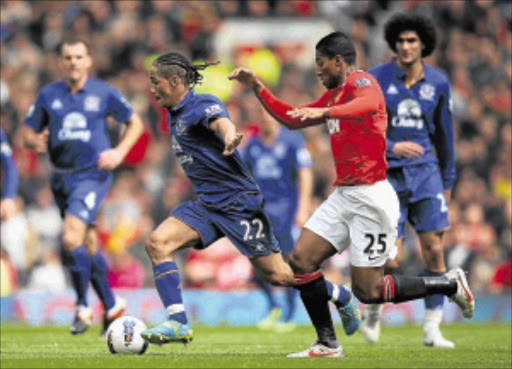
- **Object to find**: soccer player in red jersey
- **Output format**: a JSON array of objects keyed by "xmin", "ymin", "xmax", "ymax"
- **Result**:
[{"xmin": 229, "ymin": 31, "xmax": 475, "ymax": 358}]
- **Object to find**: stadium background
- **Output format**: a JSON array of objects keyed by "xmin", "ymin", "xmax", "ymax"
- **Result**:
[{"xmin": 0, "ymin": 0, "xmax": 510, "ymax": 326}]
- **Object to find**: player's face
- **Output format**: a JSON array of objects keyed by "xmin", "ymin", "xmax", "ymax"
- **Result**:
[
  {"xmin": 59, "ymin": 43, "xmax": 91, "ymax": 84},
  {"xmin": 149, "ymin": 65, "xmax": 175, "ymax": 108},
  {"xmin": 315, "ymin": 51, "xmax": 344, "ymax": 89},
  {"xmin": 395, "ymin": 30, "xmax": 422, "ymax": 65}
]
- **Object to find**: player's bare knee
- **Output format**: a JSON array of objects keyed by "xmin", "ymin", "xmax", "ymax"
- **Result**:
[
  {"xmin": 384, "ymin": 259, "xmax": 399, "ymax": 275},
  {"xmin": 428, "ymin": 243, "xmax": 444, "ymax": 257},
  {"xmin": 61, "ymin": 230, "xmax": 81, "ymax": 249},
  {"xmin": 266, "ymin": 271, "xmax": 293, "ymax": 287},
  {"xmin": 352, "ymin": 281, "xmax": 381, "ymax": 304},
  {"xmin": 145, "ymin": 234, "xmax": 172, "ymax": 262},
  {"xmin": 288, "ymin": 252, "xmax": 315, "ymax": 274},
  {"xmin": 422, "ymin": 242, "xmax": 444, "ymax": 267}
]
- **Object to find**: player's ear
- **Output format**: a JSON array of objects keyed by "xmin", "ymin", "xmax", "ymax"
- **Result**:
[
  {"xmin": 335, "ymin": 55, "xmax": 343, "ymax": 66},
  {"xmin": 170, "ymin": 75, "xmax": 180, "ymax": 88}
]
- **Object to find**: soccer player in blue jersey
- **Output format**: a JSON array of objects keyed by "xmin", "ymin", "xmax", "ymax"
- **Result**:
[
  {"xmin": 365, "ymin": 14, "xmax": 457, "ymax": 348},
  {"xmin": 1, "ymin": 127, "xmax": 18, "ymax": 222},
  {"xmin": 141, "ymin": 52, "xmax": 360, "ymax": 348},
  {"xmin": 243, "ymin": 107, "xmax": 313, "ymax": 332},
  {"xmin": 22, "ymin": 38, "xmax": 144, "ymax": 335}
]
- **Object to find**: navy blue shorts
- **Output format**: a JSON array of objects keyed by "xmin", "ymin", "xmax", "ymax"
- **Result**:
[
  {"xmin": 170, "ymin": 192, "xmax": 281, "ymax": 258},
  {"xmin": 387, "ymin": 162, "xmax": 450, "ymax": 237},
  {"xmin": 50, "ymin": 167, "xmax": 112, "ymax": 225},
  {"xmin": 267, "ymin": 213, "xmax": 294, "ymax": 256}
]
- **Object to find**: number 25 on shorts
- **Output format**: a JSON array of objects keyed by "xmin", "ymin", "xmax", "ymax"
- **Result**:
[{"xmin": 364, "ymin": 233, "xmax": 387, "ymax": 261}]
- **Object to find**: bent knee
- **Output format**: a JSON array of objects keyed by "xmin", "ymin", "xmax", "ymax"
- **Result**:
[
  {"xmin": 62, "ymin": 231, "xmax": 82, "ymax": 249},
  {"xmin": 352, "ymin": 282, "xmax": 382, "ymax": 304},
  {"xmin": 288, "ymin": 252, "xmax": 316, "ymax": 274},
  {"xmin": 422, "ymin": 241, "xmax": 444, "ymax": 255},
  {"xmin": 265, "ymin": 271, "xmax": 294, "ymax": 287},
  {"xmin": 145, "ymin": 234, "xmax": 170, "ymax": 259}
]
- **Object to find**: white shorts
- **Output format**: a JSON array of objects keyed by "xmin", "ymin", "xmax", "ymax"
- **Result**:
[{"xmin": 304, "ymin": 180, "xmax": 399, "ymax": 267}]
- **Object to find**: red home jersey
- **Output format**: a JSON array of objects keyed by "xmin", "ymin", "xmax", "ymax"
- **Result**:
[{"xmin": 258, "ymin": 70, "xmax": 388, "ymax": 186}]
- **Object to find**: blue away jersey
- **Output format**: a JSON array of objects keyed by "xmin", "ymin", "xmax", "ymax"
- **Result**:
[
  {"xmin": 242, "ymin": 127, "xmax": 311, "ymax": 231},
  {"xmin": 24, "ymin": 77, "xmax": 134, "ymax": 170},
  {"xmin": 368, "ymin": 59, "xmax": 456, "ymax": 189},
  {"xmin": 0, "ymin": 127, "xmax": 18, "ymax": 199},
  {"xmin": 168, "ymin": 89, "xmax": 260, "ymax": 207}
]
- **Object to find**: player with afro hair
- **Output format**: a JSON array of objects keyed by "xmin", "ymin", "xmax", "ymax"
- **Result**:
[{"xmin": 384, "ymin": 13, "xmax": 437, "ymax": 58}]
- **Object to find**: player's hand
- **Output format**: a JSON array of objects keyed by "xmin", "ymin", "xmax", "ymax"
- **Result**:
[
  {"xmin": 223, "ymin": 132, "xmax": 244, "ymax": 156},
  {"xmin": 392, "ymin": 141, "xmax": 424, "ymax": 159},
  {"xmin": 98, "ymin": 148, "xmax": 124, "ymax": 170},
  {"xmin": 228, "ymin": 67, "xmax": 261, "ymax": 90},
  {"xmin": 0, "ymin": 198, "xmax": 17, "ymax": 221},
  {"xmin": 286, "ymin": 107, "xmax": 329, "ymax": 121},
  {"xmin": 35, "ymin": 129, "xmax": 49, "ymax": 153}
]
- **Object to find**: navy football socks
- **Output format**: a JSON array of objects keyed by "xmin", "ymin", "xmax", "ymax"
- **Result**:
[
  {"xmin": 153, "ymin": 261, "xmax": 188, "ymax": 324},
  {"xmin": 325, "ymin": 280, "xmax": 351, "ymax": 308},
  {"xmin": 61, "ymin": 245, "xmax": 90, "ymax": 307},
  {"xmin": 90, "ymin": 251, "xmax": 116, "ymax": 311},
  {"xmin": 423, "ymin": 269, "xmax": 446, "ymax": 310}
]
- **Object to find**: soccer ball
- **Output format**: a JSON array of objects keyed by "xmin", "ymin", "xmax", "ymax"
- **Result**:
[{"xmin": 106, "ymin": 316, "xmax": 149, "ymax": 355}]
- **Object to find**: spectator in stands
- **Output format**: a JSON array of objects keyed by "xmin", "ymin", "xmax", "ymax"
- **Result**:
[{"xmin": 0, "ymin": 0, "xmax": 509, "ymax": 301}]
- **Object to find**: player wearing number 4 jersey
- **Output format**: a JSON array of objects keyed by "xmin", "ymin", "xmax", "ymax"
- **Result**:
[
  {"xmin": 23, "ymin": 38, "xmax": 144, "ymax": 335},
  {"xmin": 229, "ymin": 31, "xmax": 474, "ymax": 359},
  {"xmin": 140, "ymin": 52, "xmax": 358, "ymax": 347}
]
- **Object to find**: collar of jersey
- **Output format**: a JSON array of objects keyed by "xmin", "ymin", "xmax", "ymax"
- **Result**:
[
  {"xmin": 390, "ymin": 59, "xmax": 430, "ymax": 85},
  {"xmin": 170, "ymin": 89, "xmax": 195, "ymax": 112},
  {"xmin": 62, "ymin": 76, "xmax": 92, "ymax": 93}
]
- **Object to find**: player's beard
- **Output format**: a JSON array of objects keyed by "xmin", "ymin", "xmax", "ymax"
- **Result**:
[{"xmin": 320, "ymin": 74, "xmax": 340, "ymax": 89}]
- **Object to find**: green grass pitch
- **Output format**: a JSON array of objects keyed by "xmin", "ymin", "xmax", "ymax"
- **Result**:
[{"xmin": 1, "ymin": 323, "xmax": 510, "ymax": 368}]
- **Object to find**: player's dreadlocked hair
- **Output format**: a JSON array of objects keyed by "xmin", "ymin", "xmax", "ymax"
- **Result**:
[
  {"xmin": 316, "ymin": 31, "xmax": 356, "ymax": 66},
  {"xmin": 153, "ymin": 52, "xmax": 219, "ymax": 88},
  {"xmin": 384, "ymin": 13, "xmax": 437, "ymax": 57}
]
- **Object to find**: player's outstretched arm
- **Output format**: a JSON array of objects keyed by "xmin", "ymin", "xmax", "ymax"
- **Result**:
[
  {"xmin": 229, "ymin": 67, "xmax": 323, "ymax": 129},
  {"xmin": 228, "ymin": 66, "xmax": 265, "ymax": 92},
  {"xmin": 286, "ymin": 107, "xmax": 330, "ymax": 121},
  {"xmin": 98, "ymin": 112, "xmax": 144, "ymax": 171},
  {"xmin": 209, "ymin": 117, "xmax": 243, "ymax": 156}
]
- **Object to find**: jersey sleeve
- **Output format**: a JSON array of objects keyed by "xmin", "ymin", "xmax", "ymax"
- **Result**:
[
  {"xmin": 24, "ymin": 92, "xmax": 48, "ymax": 132},
  {"xmin": 107, "ymin": 86, "xmax": 134, "ymax": 123},
  {"xmin": 327, "ymin": 73, "xmax": 382, "ymax": 118},
  {"xmin": 432, "ymin": 79, "xmax": 456, "ymax": 189},
  {"xmin": 257, "ymin": 88, "xmax": 327, "ymax": 129},
  {"xmin": 196, "ymin": 95, "xmax": 230, "ymax": 127},
  {"xmin": 0, "ymin": 130, "xmax": 18, "ymax": 199}
]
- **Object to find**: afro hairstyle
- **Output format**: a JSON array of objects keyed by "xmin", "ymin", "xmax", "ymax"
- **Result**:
[{"xmin": 384, "ymin": 13, "xmax": 437, "ymax": 57}]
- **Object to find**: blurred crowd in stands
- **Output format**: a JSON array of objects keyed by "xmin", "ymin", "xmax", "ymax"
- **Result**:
[{"xmin": 1, "ymin": 0, "xmax": 511, "ymax": 297}]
